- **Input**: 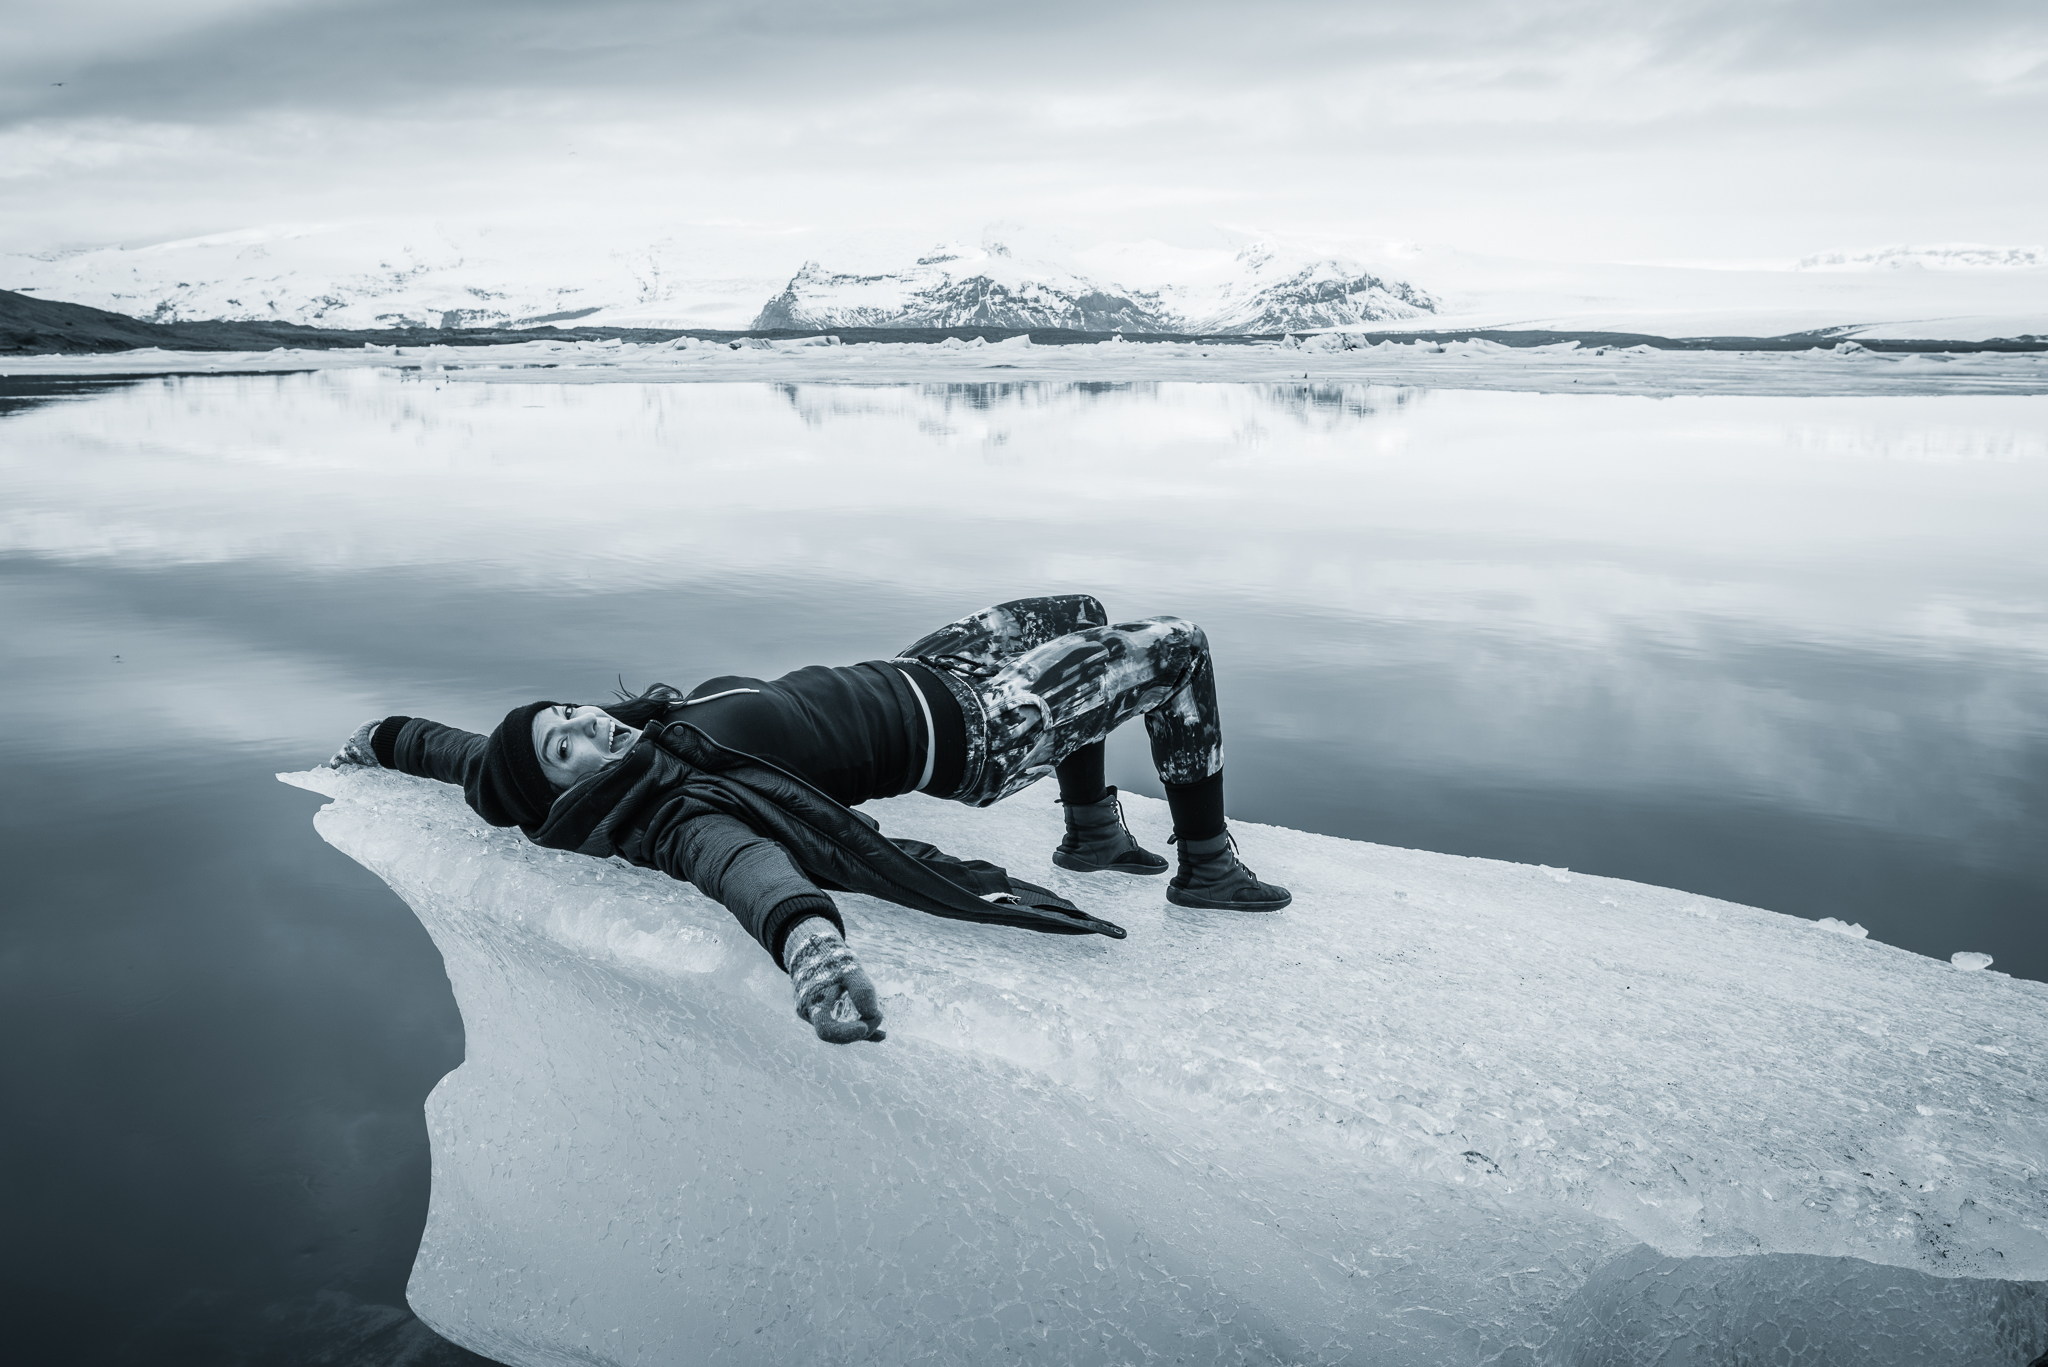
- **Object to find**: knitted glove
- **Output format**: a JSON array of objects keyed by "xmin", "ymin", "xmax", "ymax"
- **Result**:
[
  {"xmin": 786, "ymin": 920, "xmax": 886, "ymax": 1044},
  {"xmin": 327, "ymin": 718, "xmax": 384, "ymax": 769}
]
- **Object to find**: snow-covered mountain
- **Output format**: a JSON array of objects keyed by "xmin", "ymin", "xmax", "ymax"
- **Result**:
[
  {"xmin": 4, "ymin": 225, "xmax": 1436, "ymax": 335},
  {"xmin": 752, "ymin": 244, "xmax": 1171, "ymax": 331},
  {"xmin": 1178, "ymin": 243, "xmax": 1439, "ymax": 331},
  {"xmin": 752, "ymin": 241, "xmax": 1439, "ymax": 333},
  {"xmin": 0, "ymin": 222, "xmax": 784, "ymax": 331},
  {"xmin": 1795, "ymin": 243, "xmax": 2044, "ymax": 272},
  {"xmin": 9, "ymin": 220, "xmax": 2046, "ymax": 341}
]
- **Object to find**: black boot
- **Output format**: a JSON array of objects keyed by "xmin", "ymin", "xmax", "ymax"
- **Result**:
[
  {"xmin": 1053, "ymin": 787, "xmax": 1168, "ymax": 875},
  {"xmin": 1166, "ymin": 831, "xmax": 1291, "ymax": 911}
]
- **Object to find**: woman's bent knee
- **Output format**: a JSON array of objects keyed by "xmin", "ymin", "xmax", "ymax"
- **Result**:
[{"xmin": 1124, "ymin": 616, "xmax": 1207, "ymax": 655}]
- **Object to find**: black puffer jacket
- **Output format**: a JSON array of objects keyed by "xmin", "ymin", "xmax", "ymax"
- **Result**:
[{"xmin": 381, "ymin": 715, "xmax": 1124, "ymax": 969}]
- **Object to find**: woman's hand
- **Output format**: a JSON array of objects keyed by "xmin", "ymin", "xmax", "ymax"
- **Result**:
[
  {"xmin": 786, "ymin": 920, "xmax": 886, "ymax": 1044},
  {"xmin": 327, "ymin": 719, "xmax": 384, "ymax": 769}
]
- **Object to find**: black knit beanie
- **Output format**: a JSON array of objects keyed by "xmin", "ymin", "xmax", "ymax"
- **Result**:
[{"xmin": 469, "ymin": 700, "xmax": 560, "ymax": 830}]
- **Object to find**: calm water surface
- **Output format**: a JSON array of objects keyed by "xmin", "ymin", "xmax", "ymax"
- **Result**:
[{"xmin": 3, "ymin": 372, "xmax": 2044, "ymax": 1363}]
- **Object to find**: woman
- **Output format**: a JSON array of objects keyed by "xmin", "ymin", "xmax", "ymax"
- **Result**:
[{"xmin": 328, "ymin": 595, "xmax": 1288, "ymax": 1045}]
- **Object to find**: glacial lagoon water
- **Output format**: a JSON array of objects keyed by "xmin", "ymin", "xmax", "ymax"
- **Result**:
[{"xmin": 2, "ymin": 371, "xmax": 2044, "ymax": 1363}]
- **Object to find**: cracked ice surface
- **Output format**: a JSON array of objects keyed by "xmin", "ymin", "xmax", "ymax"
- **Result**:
[{"xmin": 279, "ymin": 768, "xmax": 2048, "ymax": 1366}]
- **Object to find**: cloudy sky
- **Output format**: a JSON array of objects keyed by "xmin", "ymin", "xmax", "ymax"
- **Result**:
[{"xmin": 4, "ymin": 0, "xmax": 2044, "ymax": 262}]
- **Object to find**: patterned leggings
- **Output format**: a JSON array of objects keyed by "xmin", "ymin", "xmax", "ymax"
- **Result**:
[{"xmin": 899, "ymin": 595, "xmax": 1225, "ymax": 807}]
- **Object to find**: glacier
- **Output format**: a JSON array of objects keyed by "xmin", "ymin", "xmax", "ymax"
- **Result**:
[{"xmin": 278, "ymin": 767, "xmax": 2048, "ymax": 1366}]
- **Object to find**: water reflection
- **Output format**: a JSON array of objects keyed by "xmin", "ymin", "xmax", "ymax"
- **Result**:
[
  {"xmin": 5, "ymin": 374, "xmax": 2040, "ymax": 874},
  {"xmin": 2, "ymin": 373, "xmax": 2045, "ymax": 1363}
]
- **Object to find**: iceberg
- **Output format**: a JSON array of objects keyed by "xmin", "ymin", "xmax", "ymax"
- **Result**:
[{"xmin": 279, "ymin": 768, "xmax": 2048, "ymax": 1366}]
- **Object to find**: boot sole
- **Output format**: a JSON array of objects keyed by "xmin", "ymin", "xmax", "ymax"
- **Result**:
[
  {"xmin": 1052, "ymin": 850, "xmax": 1168, "ymax": 875},
  {"xmin": 1166, "ymin": 885, "xmax": 1291, "ymax": 912}
]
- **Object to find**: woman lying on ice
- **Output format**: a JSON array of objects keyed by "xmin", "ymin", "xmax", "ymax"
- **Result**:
[{"xmin": 327, "ymin": 595, "xmax": 1287, "ymax": 1046}]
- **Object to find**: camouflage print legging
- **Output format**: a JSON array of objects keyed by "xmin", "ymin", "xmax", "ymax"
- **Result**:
[{"xmin": 897, "ymin": 595, "xmax": 1225, "ymax": 807}]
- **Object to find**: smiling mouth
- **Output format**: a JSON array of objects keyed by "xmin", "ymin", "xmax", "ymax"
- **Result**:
[{"xmin": 606, "ymin": 720, "xmax": 621, "ymax": 753}]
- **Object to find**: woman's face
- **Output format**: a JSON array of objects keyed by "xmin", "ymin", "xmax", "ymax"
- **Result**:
[{"xmin": 532, "ymin": 704, "xmax": 642, "ymax": 789}]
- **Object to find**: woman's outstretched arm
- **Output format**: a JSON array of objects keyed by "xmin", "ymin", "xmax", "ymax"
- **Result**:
[
  {"xmin": 640, "ymin": 811, "xmax": 885, "ymax": 1044},
  {"xmin": 646, "ymin": 810, "xmax": 840, "ymax": 962},
  {"xmin": 329, "ymin": 718, "xmax": 885, "ymax": 1043},
  {"xmin": 330, "ymin": 715, "xmax": 487, "ymax": 789}
]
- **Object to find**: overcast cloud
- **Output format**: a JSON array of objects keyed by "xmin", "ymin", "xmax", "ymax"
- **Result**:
[{"xmin": 3, "ymin": 0, "xmax": 2044, "ymax": 260}]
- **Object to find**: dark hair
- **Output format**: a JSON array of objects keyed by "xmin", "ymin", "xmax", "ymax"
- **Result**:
[{"xmin": 603, "ymin": 680, "xmax": 688, "ymax": 730}]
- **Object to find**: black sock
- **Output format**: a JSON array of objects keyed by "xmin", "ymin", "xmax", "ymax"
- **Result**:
[
  {"xmin": 1055, "ymin": 742, "xmax": 1107, "ymax": 806},
  {"xmin": 1164, "ymin": 770, "xmax": 1226, "ymax": 842}
]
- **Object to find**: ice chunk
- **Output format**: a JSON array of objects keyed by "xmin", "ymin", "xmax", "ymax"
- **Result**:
[
  {"xmin": 1952, "ymin": 951, "xmax": 1995, "ymax": 971},
  {"xmin": 1815, "ymin": 917, "xmax": 1870, "ymax": 938},
  {"xmin": 279, "ymin": 768, "xmax": 2048, "ymax": 1367}
]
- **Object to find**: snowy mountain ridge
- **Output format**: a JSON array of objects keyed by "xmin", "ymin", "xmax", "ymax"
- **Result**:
[
  {"xmin": 0, "ymin": 222, "xmax": 783, "ymax": 332},
  {"xmin": 752, "ymin": 242, "xmax": 1172, "ymax": 331},
  {"xmin": 1180, "ymin": 241, "xmax": 1440, "ymax": 332},
  {"xmin": 7, "ymin": 221, "xmax": 2048, "ymax": 341},
  {"xmin": 752, "ymin": 239, "xmax": 1440, "ymax": 333},
  {"xmin": 1796, "ymin": 243, "xmax": 2045, "ymax": 271},
  {"xmin": 1, "ymin": 224, "xmax": 1441, "ymax": 336}
]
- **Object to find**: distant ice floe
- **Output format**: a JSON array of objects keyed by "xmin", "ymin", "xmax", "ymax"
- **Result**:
[
  {"xmin": 1952, "ymin": 951, "xmax": 1996, "ymax": 971},
  {"xmin": 9, "ymin": 334, "xmax": 2047, "ymax": 397},
  {"xmin": 281, "ymin": 767, "xmax": 2048, "ymax": 1367},
  {"xmin": 1815, "ymin": 917, "xmax": 1870, "ymax": 938}
]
